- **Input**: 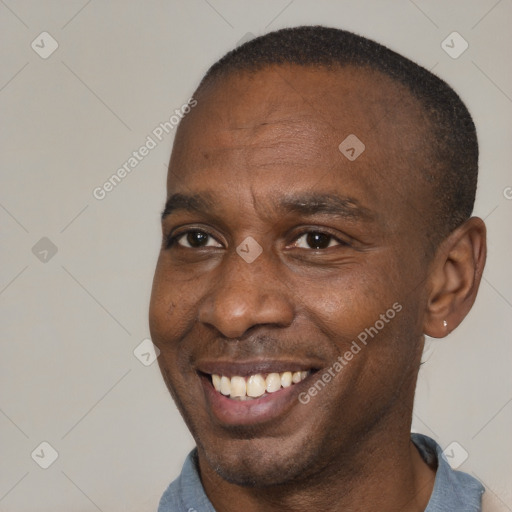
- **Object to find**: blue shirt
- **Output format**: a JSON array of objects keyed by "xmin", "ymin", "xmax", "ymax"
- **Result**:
[{"xmin": 158, "ymin": 433, "xmax": 484, "ymax": 511}]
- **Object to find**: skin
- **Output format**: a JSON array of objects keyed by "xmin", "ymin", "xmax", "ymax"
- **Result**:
[{"xmin": 149, "ymin": 65, "xmax": 486, "ymax": 511}]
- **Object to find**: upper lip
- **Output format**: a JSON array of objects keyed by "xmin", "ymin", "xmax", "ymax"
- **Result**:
[{"xmin": 195, "ymin": 359, "xmax": 321, "ymax": 378}]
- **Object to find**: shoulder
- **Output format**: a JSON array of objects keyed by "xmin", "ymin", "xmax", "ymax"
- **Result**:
[
  {"xmin": 412, "ymin": 433, "xmax": 485, "ymax": 512},
  {"xmin": 158, "ymin": 449, "xmax": 216, "ymax": 512}
]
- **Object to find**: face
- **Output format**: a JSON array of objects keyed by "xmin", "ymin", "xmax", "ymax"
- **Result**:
[{"xmin": 149, "ymin": 65, "xmax": 436, "ymax": 487}]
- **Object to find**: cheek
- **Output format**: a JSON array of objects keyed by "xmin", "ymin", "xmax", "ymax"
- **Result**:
[
  {"xmin": 149, "ymin": 260, "xmax": 196, "ymax": 348},
  {"xmin": 298, "ymin": 263, "xmax": 398, "ymax": 339}
]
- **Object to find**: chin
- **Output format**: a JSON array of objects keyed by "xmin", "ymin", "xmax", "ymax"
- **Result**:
[{"xmin": 198, "ymin": 434, "xmax": 319, "ymax": 488}]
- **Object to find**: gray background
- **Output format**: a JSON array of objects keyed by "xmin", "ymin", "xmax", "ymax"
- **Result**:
[{"xmin": 1, "ymin": 1, "xmax": 511, "ymax": 510}]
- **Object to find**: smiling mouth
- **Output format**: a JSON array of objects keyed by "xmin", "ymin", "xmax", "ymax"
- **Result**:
[{"xmin": 207, "ymin": 371, "xmax": 311, "ymax": 400}]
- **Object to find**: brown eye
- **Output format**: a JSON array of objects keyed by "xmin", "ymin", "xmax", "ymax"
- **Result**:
[
  {"xmin": 174, "ymin": 230, "xmax": 222, "ymax": 248},
  {"xmin": 306, "ymin": 233, "xmax": 332, "ymax": 249},
  {"xmin": 186, "ymin": 231, "xmax": 209, "ymax": 247},
  {"xmin": 294, "ymin": 232, "xmax": 340, "ymax": 250}
]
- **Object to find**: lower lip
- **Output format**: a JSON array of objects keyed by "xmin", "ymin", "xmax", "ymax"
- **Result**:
[{"xmin": 200, "ymin": 375, "xmax": 307, "ymax": 426}]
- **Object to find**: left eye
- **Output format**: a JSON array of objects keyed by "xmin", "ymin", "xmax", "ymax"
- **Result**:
[{"xmin": 293, "ymin": 232, "xmax": 341, "ymax": 249}]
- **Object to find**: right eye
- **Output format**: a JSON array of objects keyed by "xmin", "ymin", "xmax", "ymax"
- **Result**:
[{"xmin": 166, "ymin": 230, "xmax": 223, "ymax": 249}]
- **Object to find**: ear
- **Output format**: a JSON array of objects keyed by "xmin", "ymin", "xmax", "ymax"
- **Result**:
[{"xmin": 423, "ymin": 217, "xmax": 487, "ymax": 338}]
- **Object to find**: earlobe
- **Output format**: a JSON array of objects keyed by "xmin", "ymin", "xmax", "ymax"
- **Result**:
[{"xmin": 423, "ymin": 217, "xmax": 486, "ymax": 339}]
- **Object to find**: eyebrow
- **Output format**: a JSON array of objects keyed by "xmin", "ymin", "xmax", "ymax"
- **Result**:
[
  {"xmin": 277, "ymin": 193, "xmax": 375, "ymax": 222},
  {"xmin": 161, "ymin": 191, "xmax": 374, "ymax": 222},
  {"xmin": 161, "ymin": 192, "xmax": 216, "ymax": 221}
]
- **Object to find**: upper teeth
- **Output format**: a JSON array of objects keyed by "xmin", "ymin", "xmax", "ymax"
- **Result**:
[{"xmin": 211, "ymin": 371, "xmax": 309, "ymax": 400}]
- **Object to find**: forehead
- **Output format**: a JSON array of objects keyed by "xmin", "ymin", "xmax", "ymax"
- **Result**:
[
  {"xmin": 185, "ymin": 64, "xmax": 424, "ymax": 137},
  {"xmin": 167, "ymin": 65, "xmax": 432, "ymax": 227}
]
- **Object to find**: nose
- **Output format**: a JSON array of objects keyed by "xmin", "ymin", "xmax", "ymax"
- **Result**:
[{"xmin": 198, "ymin": 250, "xmax": 294, "ymax": 339}]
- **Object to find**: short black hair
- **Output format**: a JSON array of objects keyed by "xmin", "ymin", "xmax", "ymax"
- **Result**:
[{"xmin": 193, "ymin": 26, "xmax": 478, "ymax": 245}]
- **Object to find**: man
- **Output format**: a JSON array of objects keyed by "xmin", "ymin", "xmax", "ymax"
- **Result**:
[{"xmin": 149, "ymin": 26, "xmax": 487, "ymax": 511}]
